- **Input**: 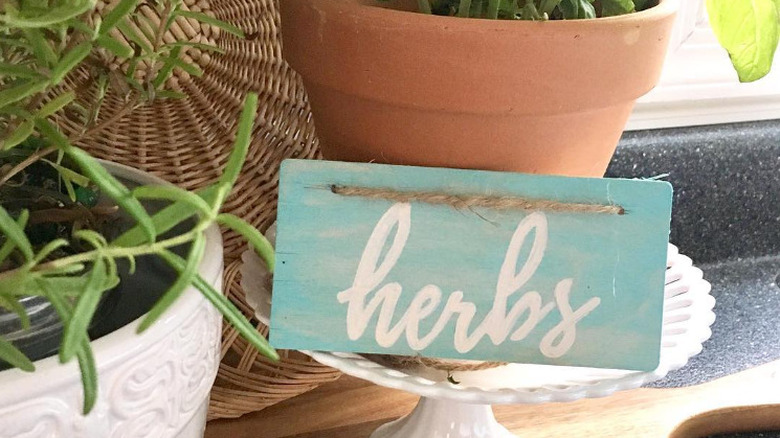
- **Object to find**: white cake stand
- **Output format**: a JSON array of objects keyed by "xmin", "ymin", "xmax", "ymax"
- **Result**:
[{"xmin": 243, "ymin": 244, "xmax": 715, "ymax": 438}]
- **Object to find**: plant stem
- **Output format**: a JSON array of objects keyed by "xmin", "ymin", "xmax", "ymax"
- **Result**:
[
  {"xmin": 417, "ymin": 0, "xmax": 432, "ymax": 14},
  {"xmin": 153, "ymin": 3, "xmax": 173, "ymax": 52},
  {"xmin": 0, "ymin": 145, "xmax": 58, "ymax": 188},
  {"xmin": 487, "ymin": 0, "xmax": 500, "ymax": 18},
  {"xmin": 145, "ymin": 1, "xmax": 174, "ymax": 91},
  {"xmin": 458, "ymin": 0, "xmax": 473, "ymax": 17},
  {"xmin": 75, "ymin": 94, "xmax": 140, "ymax": 142},
  {"xmin": 0, "ymin": 94, "xmax": 139, "ymax": 190},
  {"xmin": 0, "ymin": 224, "xmax": 207, "ymax": 283}
]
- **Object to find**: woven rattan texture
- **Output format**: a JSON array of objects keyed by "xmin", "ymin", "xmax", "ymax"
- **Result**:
[{"xmin": 55, "ymin": 0, "xmax": 341, "ymax": 419}]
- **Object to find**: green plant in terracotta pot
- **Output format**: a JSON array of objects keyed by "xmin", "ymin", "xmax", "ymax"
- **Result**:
[
  {"xmin": 0, "ymin": 0, "xmax": 276, "ymax": 426},
  {"xmin": 279, "ymin": 0, "xmax": 778, "ymax": 178}
]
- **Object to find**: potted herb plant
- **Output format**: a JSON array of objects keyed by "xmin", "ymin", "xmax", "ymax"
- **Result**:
[
  {"xmin": 279, "ymin": 0, "xmax": 778, "ymax": 178},
  {"xmin": 0, "ymin": 0, "xmax": 276, "ymax": 436}
]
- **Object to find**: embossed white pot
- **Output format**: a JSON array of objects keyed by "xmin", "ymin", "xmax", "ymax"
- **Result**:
[{"xmin": 0, "ymin": 162, "xmax": 223, "ymax": 438}]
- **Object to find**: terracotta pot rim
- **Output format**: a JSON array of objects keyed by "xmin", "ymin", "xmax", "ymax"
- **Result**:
[{"xmin": 327, "ymin": 0, "xmax": 678, "ymax": 29}]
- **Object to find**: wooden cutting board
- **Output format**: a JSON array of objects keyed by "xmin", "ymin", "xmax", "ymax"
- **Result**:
[{"xmin": 205, "ymin": 359, "xmax": 780, "ymax": 438}]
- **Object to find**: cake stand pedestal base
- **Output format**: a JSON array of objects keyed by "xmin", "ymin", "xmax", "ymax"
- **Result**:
[{"xmin": 371, "ymin": 397, "xmax": 516, "ymax": 438}]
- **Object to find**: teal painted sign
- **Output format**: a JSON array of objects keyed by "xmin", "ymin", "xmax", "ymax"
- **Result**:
[{"xmin": 271, "ymin": 160, "xmax": 673, "ymax": 371}]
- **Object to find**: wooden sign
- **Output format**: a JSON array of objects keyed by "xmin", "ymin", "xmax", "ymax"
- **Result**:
[{"xmin": 270, "ymin": 160, "xmax": 673, "ymax": 371}]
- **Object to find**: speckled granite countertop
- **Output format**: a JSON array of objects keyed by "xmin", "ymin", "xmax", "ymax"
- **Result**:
[{"xmin": 608, "ymin": 120, "xmax": 780, "ymax": 438}]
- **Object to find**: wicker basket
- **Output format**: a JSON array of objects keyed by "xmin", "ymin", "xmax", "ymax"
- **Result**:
[{"xmin": 56, "ymin": 0, "xmax": 342, "ymax": 420}]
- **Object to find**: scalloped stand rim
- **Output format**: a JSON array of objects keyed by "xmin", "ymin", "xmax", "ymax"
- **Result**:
[{"xmin": 303, "ymin": 244, "xmax": 715, "ymax": 437}]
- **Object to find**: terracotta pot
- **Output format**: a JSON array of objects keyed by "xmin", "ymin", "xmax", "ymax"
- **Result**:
[{"xmin": 280, "ymin": 0, "xmax": 677, "ymax": 177}]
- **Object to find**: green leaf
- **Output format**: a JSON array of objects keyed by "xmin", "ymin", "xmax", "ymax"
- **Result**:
[
  {"xmin": 216, "ymin": 213, "xmax": 274, "ymax": 272},
  {"xmin": 95, "ymin": 33, "xmax": 134, "ymax": 58},
  {"xmin": 33, "ymin": 117, "xmax": 70, "ymax": 149},
  {"xmin": 559, "ymin": 0, "xmax": 596, "ymax": 18},
  {"xmin": 41, "ymin": 263, "xmax": 87, "ymax": 277},
  {"xmin": 457, "ymin": 0, "xmax": 473, "ymax": 17},
  {"xmin": 633, "ymin": 0, "xmax": 653, "ymax": 10},
  {"xmin": 38, "ymin": 92, "xmax": 76, "ymax": 118},
  {"xmin": 600, "ymin": 0, "xmax": 635, "ymax": 16},
  {"xmin": 115, "ymin": 20, "xmax": 154, "ymax": 54},
  {"xmin": 0, "ymin": 210, "xmax": 28, "ymax": 265},
  {"xmin": 0, "ymin": 0, "xmax": 97, "ymax": 28},
  {"xmin": 73, "ymin": 229, "xmax": 108, "ymax": 249},
  {"xmin": 21, "ymin": 28, "xmax": 58, "ymax": 67},
  {"xmin": 162, "ymin": 41, "xmax": 226, "ymax": 54},
  {"xmin": 67, "ymin": 17, "xmax": 97, "ymax": 38},
  {"xmin": 133, "ymin": 15, "xmax": 158, "ymax": 42},
  {"xmin": 416, "ymin": 0, "xmax": 433, "ymax": 13},
  {"xmin": 0, "ymin": 36, "xmax": 31, "ymax": 49},
  {"xmin": 112, "ymin": 185, "xmax": 218, "ymax": 247},
  {"xmin": 0, "ymin": 206, "xmax": 33, "ymax": 262},
  {"xmin": 64, "ymin": 146, "xmax": 157, "ymax": 243},
  {"xmin": 33, "ymin": 238, "xmax": 69, "ymax": 263},
  {"xmin": 487, "ymin": 0, "xmax": 501, "ymax": 18},
  {"xmin": 520, "ymin": 0, "xmax": 543, "ymax": 20},
  {"xmin": 64, "ymin": 173, "xmax": 77, "ymax": 201},
  {"xmin": 35, "ymin": 274, "xmax": 111, "ymax": 299},
  {"xmin": 219, "ymin": 93, "xmax": 257, "ymax": 191},
  {"xmin": 0, "ymin": 63, "xmax": 40, "ymax": 79},
  {"xmin": 40, "ymin": 282, "xmax": 98, "ymax": 413},
  {"xmin": 51, "ymin": 42, "xmax": 92, "ymax": 84},
  {"xmin": 707, "ymin": 0, "xmax": 780, "ymax": 82},
  {"xmin": 165, "ymin": 252, "xmax": 278, "ymax": 360},
  {"xmin": 2, "ymin": 119, "xmax": 35, "ymax": 150},
  {"xmin": 74, "ymin": 338, "xmax": 98, "ymax": 414},
  {"xmin": 173, "ymin": 10, "xmax": 244, "ymax": 38},
  {"xmin": 539, "ymin": 0, "xmax": 562, "ymax": 15},
  {"xmin": 99, "ymin": 0, "xmax": 139, "ymax": 35},
  {"xmin": 152, "ymin": 46, "xmax": 182, "ymax": 88},
  {"xmin": 138, "ymin": 236, "xmax": 205, "ymax": 332},
  {"xmin": 170, "ymin": 57, "xmax": 203, "ymax": 77},
  {"xmin": 0, "ymin": 295, "xmax": 30, "ymax": 329},
  {"xmin": 42, "ymin": 158, "xmax": 91, "ymax": 187},
  {"xmin": 0, "ymin": 337, "xmax": 35, "ymax": 372},
  {"xmin": 132, "ymin": 185, "xmax": 213, "ymax": 217},
  {"xmin": 0, "ymin": 80, "xmax": 48, "ymax": 111},
  {"xmin": 60, "ymin": 258, "xmax": 108, "ymax": 362}
]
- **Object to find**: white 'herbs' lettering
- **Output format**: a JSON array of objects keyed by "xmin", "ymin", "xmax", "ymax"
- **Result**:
[{"xmin": 336, "ymin": 203, "xmax": 601, "ymax": 359}]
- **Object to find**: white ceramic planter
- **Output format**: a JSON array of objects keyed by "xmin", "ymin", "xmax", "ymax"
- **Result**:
[{"xmin": 0, "ymin": 162, "xmax": 223, "ymax": 438}]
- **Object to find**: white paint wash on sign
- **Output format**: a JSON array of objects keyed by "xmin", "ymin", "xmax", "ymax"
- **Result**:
[{"xmin": 337, "ymin": 203, "xmax": 602, "ymax": 359}]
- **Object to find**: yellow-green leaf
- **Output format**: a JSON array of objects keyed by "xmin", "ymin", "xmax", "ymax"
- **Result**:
[
  {"xmin": 707, "ymin": 0, "xmax": 780, "ymax": 82},
  {"xmin": 99, "ymin": 0, "xmax": 139, "ymax": 35},
  {"xmin": 0, "ymin": 338, "xmax": 34, "ymax": 372},
  {"xmin": 0, "ymin": 80, "xmax": 48, "ymax": 111},
  {"xmin": 2, "ymin": 119, "xmax": 34, "ymax": 150},
  {"xmin": 51, "ymin": 42, "xmax": 92, "ymax": 84},
  {"xmin": 600, "ymin": 0, "xmax": 635, "ymax": 16},
  {"xmin": 95, "ymin": 34, "xmax": 133, "ymax": 58},
  {"xmin": 0, "ymin": 63, "xmax": 40, "ymax": 79},
  {"xmin": 42, "ymin": 158, "xmax": 91, "ymax": 187},
  {"xmin": 21, "ymin": 28, "xmax": 58, "ymax": 66},
  {"xmin": 0, "ymin": 206, "xmax": 33, "ymax": 262},
  {"xmin": 0, "ymin": 0, "xmax": 96, "ymax": 28},
  {"xmin": 38, "ymin": 92, "xmax": 75, "ymax": 118},
  {"xmin": 173, "ymin": 10, "xmax": 244, "ymax": 38}
]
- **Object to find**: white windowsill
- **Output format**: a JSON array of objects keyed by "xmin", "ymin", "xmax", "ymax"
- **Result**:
[{"xmin": 626, "ymin": 1, "xmax": 780, "ymax": 131}]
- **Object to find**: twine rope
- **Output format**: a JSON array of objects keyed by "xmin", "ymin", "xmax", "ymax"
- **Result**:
[
  {"xmin": 330, "ymin": 185, "xmax": 625, "ymax": 215},
  {"xmin": 335, "ymin": 182, "xmax": 622, "ymax": 372},
  {"xmin": 362, "ymin": 354, "xmax": 507, "ymax": 372}
]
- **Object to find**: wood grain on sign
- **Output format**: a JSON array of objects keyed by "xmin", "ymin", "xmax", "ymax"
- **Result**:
[{"xmin": 271, "ymin": 160, "xmax": 673, "ymax": 371}]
